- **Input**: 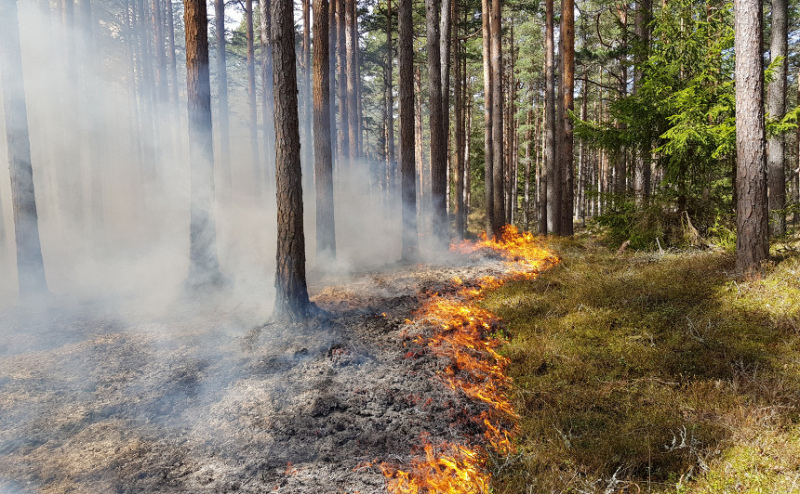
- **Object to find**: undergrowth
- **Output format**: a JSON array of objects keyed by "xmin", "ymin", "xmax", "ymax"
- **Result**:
[{"xmin": 485, "ymin": 236, "xmax": 800, "ymax": 493}]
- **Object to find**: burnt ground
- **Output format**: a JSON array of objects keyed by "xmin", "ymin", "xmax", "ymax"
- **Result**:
[{"xmin": 0, "ymin": 252, "xmax": 513, "ymax": 493}]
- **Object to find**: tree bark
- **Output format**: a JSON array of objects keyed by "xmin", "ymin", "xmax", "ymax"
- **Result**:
[
  {"xmin": 560, "ymin": 0, "xmax": 574, "ymax": 235},
  {"xmin": 490, "ymin": 0, "xmax": 504, "ymax": 236},
  {"xmin": 345, "ymin": 0, "xmax": 359, "ymax": 167},
  {"xmin": 337, "ymin": 0, "xmax": 349, "ymax": 170},
  {"xmin": 767, "ymin": 0, "xmax": 787, "ymax": 235},
  {"xmin": 386, "ymin": 0, "xmax": 396, "ymax": 208},
  {"xmin": 314, "ymin": 0, "xmax": 336, "ymax": 259},
  {"xmin": 0, "ymin": 0, "xmax": 50, "ymax": 297},
  {"xmin": 261, "ymin": 0, "xmax": 276, "ymax": 188},
  {"xmin": 214, "ymin": 0, "xmax": 231, "ymax": 197},
  {"xmin": 734, "ymin": 0, "xmax": 769, "ymax": 272},
  {"xmin": 246, "ymin": 0, "xmax": 261, "ymax": 190},
  {"xmin": 426, "ymin": 0, "xmax": 448, "ymax": 245},
  {"xmin": 453, "ymin": 7, "xmax": 465, "ymax": 240},
  {"xmin": 482, "ymin": 0, "xmax": 494, "ymax": 238},
  {"xmin": 544, "ymin": 0, "xmax": 556, "ymax": 234},
  {"xmin": 184, "ymin": 0, "xmax": 223, "ymax": 288},
  {"xmin": 399, "ymin": 0, "xmax": 418, "ymax": 260},
  {"xmin": 272, "ymin": 0, "xmax": 311, "ymax": 319}
]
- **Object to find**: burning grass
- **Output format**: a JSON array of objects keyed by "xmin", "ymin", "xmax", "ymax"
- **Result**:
[
  {"xmin": 486, "ymin": 236, "xmax": 800, "ymax": 493},
  {"xmin": 380, "ymin": 227, "xmax": 559, "ymax": 493}
]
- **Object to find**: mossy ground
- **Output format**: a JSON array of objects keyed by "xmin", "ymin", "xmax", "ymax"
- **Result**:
[{"xmin": 486, "ymin": 236, "xmax": 800, "ymax": 493}]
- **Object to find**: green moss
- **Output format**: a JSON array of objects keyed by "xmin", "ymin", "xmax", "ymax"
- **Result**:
[{"xmin": 488, "ymin": 237, "xmax": 800, "ymax": 493}]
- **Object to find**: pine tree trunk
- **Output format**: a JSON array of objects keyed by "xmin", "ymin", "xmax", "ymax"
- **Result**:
[
  {"xmin": 453, "ymin": 8, "xmax": 465, "ymax": 240},
  {"xmin": 578, "ymin": 68, "xmax": 587, "ymax": 226},
  {"xmin": 544, "ymin": 0, "xmax": 556, "ymax": 234},
  {"xmin": 560, "ymin": 0, "xmax": 574, "ymax": 235},
  {"xmin": 272, "ymin": 0, "xmax": 311, "ymax": 319},
  {"xmin": 345, "ymin": 0, "xmax": 359, "ymax": 167},
  {"xmin": 386, "ymin": 0, "xmax": 397, "ymax": 207},
  {"xmin": 214, "ymin": 0, "xmax": 231, "ymax": 197},
  {"xmin": 482, "ymin": 0, "xmax": 493, "ymax": 238},
  {"xmin": 184, "ymin": 0, "xmax": 223, "ymax": 288},
  {"xmin": 767, "ymin": 0, "xmax": 787, "ymax": 235},
  {"xmin": 261, "ymin": 0, "xmax": 276, "ymax": 188},
  {"xmin": 490, "ymin": 0, "xmax": 504, "ymax": 236},
  {"xmin": 1, "ymin": 0, "xmax": 50, "ymax": 297},
  {"xmin": 246, "ymin": 0, "xmax": 261, "ymax": 192},
  {"xmin": 399, "ymin": 0, "xmax": 418, "ymax": 260},
  {"xmin": 337, "ymin": 0, "xmax": 349, "ymax": 170},
  {"xmin": 314, "ymin": 0, "xmax": 336, "ymax": 259},
  {"xmin": 302, "ymin": 0, "xmax": 314, "ymax": 191},
  {"xmin": 426, "ymin": 0, "xmax": 448, "ymax": 245},
  {"xmin": 524, "ymin": 99, "xmax": 533, "ymax": 231},
  {"xmin": 734, "ymin": 0, "xmax": 769, "ymax": 272}
]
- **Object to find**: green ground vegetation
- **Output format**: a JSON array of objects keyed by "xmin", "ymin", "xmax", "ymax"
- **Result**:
[{"xmin": 486, "ymin": 236, "xmax": 800, "ymax": 493}]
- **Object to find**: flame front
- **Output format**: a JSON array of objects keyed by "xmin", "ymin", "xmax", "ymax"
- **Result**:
[{"xmin": 381, "ymin": 226, "xmax": 559, "ymax": 493}]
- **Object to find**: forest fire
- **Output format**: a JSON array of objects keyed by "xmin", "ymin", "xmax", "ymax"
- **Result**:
[{"xmin": 381, "ymin": 227, "xmax": 558, "ymax": 493}]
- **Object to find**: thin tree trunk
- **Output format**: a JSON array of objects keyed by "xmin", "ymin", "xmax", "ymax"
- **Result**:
[
  {"xmin": 490, "ymin": 0, "xmax": 504, "ymax": 236},
  {"xmin": 302, "ymin": 0, "xmax": 313, "ymax": 190},
  {"xmin": 246, "ymin": 0, "xmax": 261, "ymax": 191},
  {"xmin": 314, "ymin": 0, "xmax": 336, "ymax": 259},
  {"xmin": 454, "ymin": 7, "xmax": 465, "ymax": 240},
  {"xmin": 544, "ymin": 0, "xmax": 556, "ymax": 234},
  {"xmin": 524, "ymin": 96, "xmax": 533, "ymax": 231},
  {"xmin": 214, "ymin": 0, "xmax": 231, "ymax": 197},
  {"xmin": 386, "ymin": 0, "xmax": 396, "ymax": 207},
  {"xmin": 482, "ymin": 0, "xmax": 493, "ymax": 238},
  {"xmin": 337, "ymin": 0, "xmax": 349, "ymax": 169},
  {"xmin": 578, "ymin": 67, "xmax": 587, "ymax": 226},
  {"xmin": 345, "ymin": 0, "xmax": 359, "ymax": 167},
  {"xmin": 184, "ymin": 0, "xmax": 223, "ymax": 288},
  {"xmin": 272, "ymin": 0, "xmax": 311, "ymax": 319},
  {"xmin": 767, "ymin": 0, "xmax": 787, "ymax": 235},
  {"xmin": 734, "ymin": 0, "xmax": 769, "ymax": 272},
  {"xmin": 560, "ymin": 0, "xmax": 574, "ymax": 235},
  {"xmin": 426, "ymin": 0, "xmax": 448, "ymax": 245},
  {"xmin": 166, "ymin": 0, "xmax": 179, "ymax": 104},
  {"xmin": 1, "ymin": 0, "xmax": 49, "ymax": 297},
  {"xmin": 399, "ymin": 0, "xmax": 418, "ymax": 260},
  {"xmin": 261, "ymin": 0, "xmax": 276, "ymax": 189}
]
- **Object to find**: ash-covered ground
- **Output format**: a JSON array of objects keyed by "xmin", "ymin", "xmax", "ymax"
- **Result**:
[{"xmin": 0, "ymin": 252, "xmax": 512, "ymax": 494}]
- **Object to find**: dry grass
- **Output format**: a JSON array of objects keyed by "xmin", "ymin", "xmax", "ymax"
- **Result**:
[{"xmin": 484, "ymin": 236, "xmax": 800, "ymax": 493}]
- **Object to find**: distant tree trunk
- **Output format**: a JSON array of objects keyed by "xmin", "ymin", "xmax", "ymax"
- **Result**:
[
  {"xmin": 578, "ymin": 68, "xmax": 588, "ymax": 226},
  {"xmin": 440, "ymin": 0, "xmax": 452, "ymax": 212},
  {"xmin": 183, "ymin": 0, "xmax": 223, "ymax": 288},
  {"xmin": 544, "ymin": 0, "xmax": 556, "ymax": 234},
  {"xmin": 260, "ymin": 0, "xmax": 276, "ymax": 187},
  {"xmin": 1, "ymin": 0, "xmax": 49, "ymax": 297},
  {"xmin": 329, "ymin": 0, "xmax": 338, "ymax": 166},
  {"xmin": 272, "ymin": 0, "xmax": 311, "ymax": 319},
  {"xmin": 399, "ymin": 0, "xmax": 418, "ymax": 260},
  {"xmin": 614, "ymin": 5, "xmax": 627, "ymax": 198},
  {"xmin": 214, "ymin": 0, "xmax": 231, "ymax": 197},
  {"xmin": 524, "ymin": 97, "xmax": 533, "ymax": 231},
  {"xmin": 560, "ymin": 0, "xmax": 574, "ymax": 235},
  {"xmin": 633, "ymin": 0, "xmax": 651, "ymax": 204},
  {"xmin": 426, "ymin": 0, "xmax": 448, "ymax": 245},
  {"xmin": 345, "ymin": 0, "xmax": 359, "ymax": 167},
  {"xmin": 490, "ymin": 0, "xmax": 504, "ymax": 236},
  {"xmin": 246, "ymin": 0, "xmax": 261, "ymax": 190},
  {"xmin": 166, "ymin": 0, "xmax": 179, "ymax": 104},
  {"xmin": 415, "ymin": 67, "xmax": 426, "ymax": 210},
  {"xmin": 386, "ymin": 0, "xmax": 397, "ymax": 208},
  {"xmin": 734, "ymin": 0, "xmax": 769, "ymax": 272},
  {"xmin": 302, "ymin": 0, "xmax": 313, "ymax": 190},
  {"xmin": 465, "ymin": 77, "xmax": 473, "ymax": 222},
  {"xmin": 152, "ymin": 0, "xmax": 168, "ymax": 100},
  {"xmin": 313, "ymin": 0, "xmax": 336, "ymax": 259},
  {"xmin": 337, "ymin": 0, "xmax": 349, "ymax": 170},
  {"xmin": 767, "ymin": 0, "xmax": 787, "ymax": 235},
  {"xmin": 482, "ymin": 0, "xmax": 494, "ymax": 238},
  {"xmin": 453, "ymin": 8, "xmax": 465, "ymax": 240}
]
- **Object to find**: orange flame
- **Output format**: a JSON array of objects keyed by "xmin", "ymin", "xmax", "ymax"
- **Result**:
[{"xmin": 381, "ymin": 226, "xmax": 559, "ymax": 493}]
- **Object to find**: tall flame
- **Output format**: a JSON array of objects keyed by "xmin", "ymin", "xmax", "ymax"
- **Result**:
[{"xmin": 381, "ymin": 226, "xmax": 559, "ymax": 493}]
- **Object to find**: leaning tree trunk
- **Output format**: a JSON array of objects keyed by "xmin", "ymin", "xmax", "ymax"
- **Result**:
[
  {"xmin": 734, "ymin": 0, "xmax": 769, "ymax": 272},
  {"xmin": 272, "ymin": 0, "xmax": 311, "ymax": 319},
  {"xmin": 399, "ymin": 0, "xmax": 418, "ymax": 260},
  {"xmin": 767, "ymin": 0, "xmax": 787, "ymax": 235},
  {"xmin": 426, "ymin": 0, "xmax": 448, "ymax": 246},
  {"xmin": 560, "ymin": 0, "xmax": 574, "ymax": 235},
  {"xmin": 0, "ymin": 0, "xmax": 49, "ymax": 297},
  {"xmin": 184, "ymin": 0, "xmax": 223, "ymax": 288},
  {"xmin": 314, "ymin": 0, "xmax": 336, "ymax": 259}
]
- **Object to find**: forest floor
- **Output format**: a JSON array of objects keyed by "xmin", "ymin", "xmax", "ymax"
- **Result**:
[
  {"xmin": 488, "ymin": 234, "xmax": 800, "ymax": 493},
  {"xmin": 0, "ymin": 244, "xmax": 553, "ymax": 494}
]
